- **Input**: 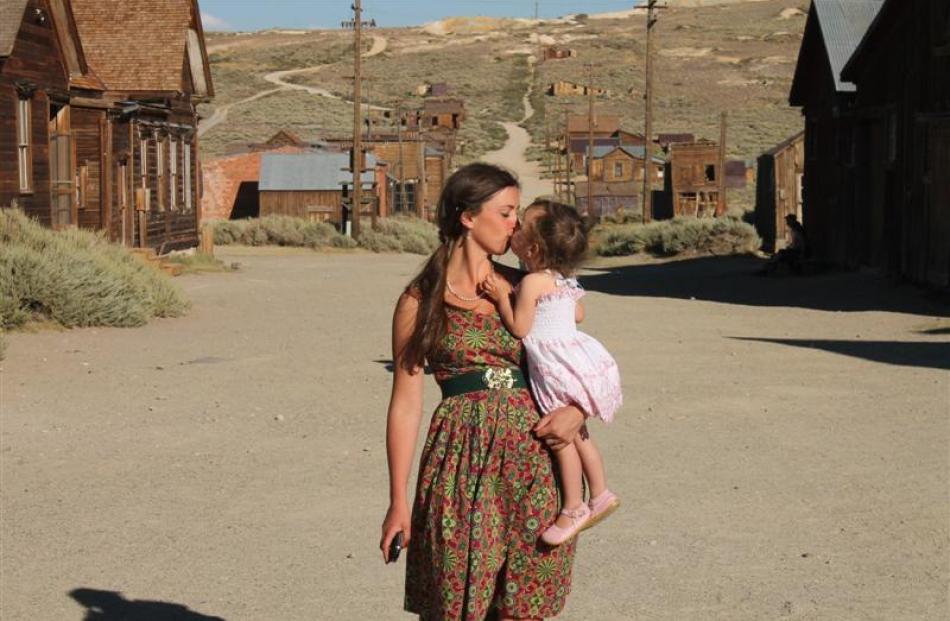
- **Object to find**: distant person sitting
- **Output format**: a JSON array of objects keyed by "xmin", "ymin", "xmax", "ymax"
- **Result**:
[{"xmin": 761, "ymin": 214, "xmax": 807, "ymax": 275}]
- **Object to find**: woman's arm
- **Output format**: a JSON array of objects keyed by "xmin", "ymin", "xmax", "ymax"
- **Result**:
[
  {"xmin": 380, "ymin": 293, "xmax": 425, "ymax": 562},
  {"xmin": 534, "ymin": 405, "xmax": 586, "ymax": 450}
]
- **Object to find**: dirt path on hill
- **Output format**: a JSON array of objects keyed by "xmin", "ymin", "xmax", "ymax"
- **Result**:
[
  {"xmin": 198, "ymin": 35, "xmax": 389, "ymax": 136},
  {"xmin": 483, "ymin": 61, "xmax": 552, "ymax": 205},
  {"xmin": 2, "ymin": 248, "xmax": 947, "ymax": 620}
]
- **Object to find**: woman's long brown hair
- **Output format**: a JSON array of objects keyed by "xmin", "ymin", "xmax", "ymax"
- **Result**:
[{"xmin": 400, "ymin": 163, "xmax": 519, "ymax": 372}]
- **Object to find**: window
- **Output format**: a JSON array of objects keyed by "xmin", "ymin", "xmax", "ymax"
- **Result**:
[
  {"xmin": 16, "ymin": 98, "xmax": 32, "ymax": 192},
  {"xmin": 139, "ymin": 137, "xmax": 148, "ymax": 188},
  {"xmin": 169, "ymin": 138, "xmax": 178, "ymax": 211},
  {"xmin": 613, "ymin": 162, "xmax": 624, "ymax": 178},
  {"xmin": 887, "ymin": 111, "xmax": 898, "ymax": 164},
  {"xmin": 704, "ymin": 164, "xmax": 716, "ymax": 182},
  {"xmin": 156, "ymin": 137, "xmax": 165, "ymax": 211},
  {"xmin": 184, "ymin": 142, "xmax": 192, "ymax": 211},
  {"xmin": 77, "ymin": 164, "xmax": 88, "ymax": 209}
]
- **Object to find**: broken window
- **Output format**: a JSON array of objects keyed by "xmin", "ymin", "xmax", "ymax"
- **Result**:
[{"xmin": 704, "ymin": 164, "xmax": 716, "ymax": 182}]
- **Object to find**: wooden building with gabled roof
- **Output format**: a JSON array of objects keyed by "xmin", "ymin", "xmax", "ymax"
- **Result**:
[
  {"xmin": 789, "ymin": 0, "xmax": 884, "ymax": 268},
  {"xmin": 840, "ymin": 0, "xmax": 950, "ymax": 287},
  {"xmin": 0, "ymin": 0, "xmax": 214, "ymax": 253}
]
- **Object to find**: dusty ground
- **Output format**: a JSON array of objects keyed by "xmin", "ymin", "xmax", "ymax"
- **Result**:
[{"xmin": 1, "ymin": 247, "xmax": 947, "ymax": 620}]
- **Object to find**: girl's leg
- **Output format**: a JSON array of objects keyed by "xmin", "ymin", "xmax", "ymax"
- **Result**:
[
  {"xmin": 574, "ymin": 424, "xmax": 608, "ymax": 499},
  {"xmin": 552, "ymin": 443, "xmax": 585, "ymax": 528}
]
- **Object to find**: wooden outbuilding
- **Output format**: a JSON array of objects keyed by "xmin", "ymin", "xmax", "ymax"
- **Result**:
[
  {"xmin": 547, "ymin": 81, "xmax": 608, "ymax": 97},
  {"xmin": 259, "ymin": 152, "xmax": 378, "ymax": 226},
  {"xmin": 419, "ymin": 98, "xmax": 464, "ymax": 130},
  {"xmin": 666, "ymin": 141, "xmax": 725, "ymax": 218},
  {"xmin": 542, "ymin": 46, "xmax": 576, "ymax": 61},
  {"xmin": 840, "ymin": 0, "xmax": 950, "ymax": 287},
  {"xmin": 789, "ymin": 0, "xmax": 883, "ymax": 268},
  {"xmin": 0, "ymin": 0, "xmax": 214, "ymax": 252},
  {"xmin": 755, "ymin": 130, "xmax": 805, "ymax": 252}
]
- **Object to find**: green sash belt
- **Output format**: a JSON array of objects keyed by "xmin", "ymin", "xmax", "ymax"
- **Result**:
[{"xmin": 439, "ymin": 367, "xmax": 528, "ymax": 399}]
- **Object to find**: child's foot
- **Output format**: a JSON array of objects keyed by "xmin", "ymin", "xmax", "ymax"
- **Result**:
[
  {"xmin": 541, "ymin": 504, "xmax": 591, "ymax": 546},
  {"xmin": 582, "ymin": 489, "xmax": 620, "ymax": 532}
]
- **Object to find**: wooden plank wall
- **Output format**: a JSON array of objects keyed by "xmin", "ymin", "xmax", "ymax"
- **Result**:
[{"xmin": 260, "ymin": 190, "xmax": 342, "ymax": 222}]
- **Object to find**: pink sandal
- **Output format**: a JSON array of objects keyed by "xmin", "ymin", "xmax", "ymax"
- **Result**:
[
  {"xmin": 541, "ymin": 504, "xmax": 591, "ymax": 546},
  {"xmin": 582, "ymin": 489, "xmax": 620, "ymax": 532}
]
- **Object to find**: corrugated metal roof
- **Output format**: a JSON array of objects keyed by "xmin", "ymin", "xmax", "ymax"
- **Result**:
[
  {"xmin": 813, "ymin": 0, "xmax": 885, "ymax": 92},
  {"xmin": 260, "ymin": 152, "xmax": 376, "ymax": 191},
  {"xmin": 1, "ymin": 0, "xmax": 31, "ymax": 57}
]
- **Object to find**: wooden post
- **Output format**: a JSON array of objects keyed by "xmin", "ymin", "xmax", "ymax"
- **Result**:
[
  {"xmin": 717, "ymin": 111, "xmax": 728, "ymax": 216},
  {"xmin": 199, "ymin": 222, "xmax": 214, "ymax": 256},
  {"xmin": 351, "ymin": 0, "xmax": 363, "ymax": 238},
  {"xmin": 563, "ymin": 108, "xmax": 572, "ymax": 204},
  {"xmin": 642, "ymin": 0, "xmax": 659, "ymax": 222},
  {"xmin": 586, "ymin": 62, "xmax": 595, "ymax": 216}
]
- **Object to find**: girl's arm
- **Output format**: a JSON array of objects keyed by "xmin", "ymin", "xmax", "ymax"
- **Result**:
[
  {"xmin": 575, "ymin": 299, "xmax": 585, "ymax": 324},
  {"xmin": 485, "ymin": 272, "xmax": 548, "ymax": 339},
  {"xmin": 380, "ymin": 293, "xmax": 425, "ymax": 563}
]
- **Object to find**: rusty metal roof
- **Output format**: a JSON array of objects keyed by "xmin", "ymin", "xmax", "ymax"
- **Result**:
[
  {"xmin": 812, "ymin": 0, "xmax": 885, "ymax": 92},
  {"xmin": 0, "ymin": 0, "xmax": 29, "ymax": 57}
]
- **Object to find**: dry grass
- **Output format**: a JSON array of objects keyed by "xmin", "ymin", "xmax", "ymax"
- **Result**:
[
  {"xmin": 592, "ymin": 216, "xmax": 761, "ymax": 257},
  {"xmin": 201, "ymin": 0, "xmax": 808, "ymax": 173}
]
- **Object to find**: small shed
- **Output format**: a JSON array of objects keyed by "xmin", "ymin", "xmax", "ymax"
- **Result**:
[
  {"xmin": 755, "ymin": 130, "xmax": 805, "ymax": 253},
  {"xmin": 548, "ymin": 81, "xmax": 608, "ymax": 97},
  {"xmin": 420, "ymin": 98, "xmax": 464, "ymax": 130},
  {"xmin": 542, "ymin": 46, "xmax": 576, "ymax": 61},
  {"xmin": 259, "ymin": 152, "xmax": 376, "ymax": 224}
]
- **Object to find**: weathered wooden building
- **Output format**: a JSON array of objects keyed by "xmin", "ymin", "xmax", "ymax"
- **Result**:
[
  {"xmin": 587, "ymin": 146, "xmax": 664, "ymax": 184},
  {"xmin": 259, "ymin": 152, "xmax": 379, "ymax": 225},
  {"xmin": 418, "ymin": 98, "xmax": 464, "ymax": 130},
  {"xmin": 789, "ymin": 0, "xmax": 883, "ymax": 268},
  {"xmin": 666, "ymin": 141, "xmax": 725, "ymax": 217},
  {"xmin": 547, "ymin": 81, "xmax": 608, "ymax": 97},
  {"xmin": 1, "ymin": 0, "xmax": 103, "ymax": 229},
  {"xmin": 542, "ymin": 46, "xmax": 576, "ymax": 61},
  {"xmin": 0, "ymin": 0, "xmax": 214, "ymax": 252},
  {"xmin": 655, "ymin": 133, "xmax": 695, "ymax": 154},
  {"xmin": 755, "ymin": 130, "xmax": 805, "ymax": 252},
  {"xmin": 840, "ymin": 0, "xmax": 950, "ymax": 287}
]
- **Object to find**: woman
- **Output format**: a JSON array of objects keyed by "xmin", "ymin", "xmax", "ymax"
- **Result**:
[{"xmin": 380, "ymin": 163, "xmax": 587, "ymax": 621}]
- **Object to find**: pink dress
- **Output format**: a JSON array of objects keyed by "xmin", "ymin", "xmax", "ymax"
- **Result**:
[{"xmin": 523, "ymin": 273, "xmax": 622, "ymax": 423}]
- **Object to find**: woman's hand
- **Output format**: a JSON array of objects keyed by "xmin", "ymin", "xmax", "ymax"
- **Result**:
[
  {"xmin": 380, "ymin": 502, "xmax": 412, "ymax": 563},
  {"xmin": 533, "ymin": 405, "xmax": 585, "ymax": 450},
  {"xmin": 480, "ymin": 272, "xmax": 512, "ymax": 304}
]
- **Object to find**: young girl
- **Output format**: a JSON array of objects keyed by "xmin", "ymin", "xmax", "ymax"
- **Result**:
[{"xmin": 482, "ymin": 199, "xmax": 622, "ymax": 545}]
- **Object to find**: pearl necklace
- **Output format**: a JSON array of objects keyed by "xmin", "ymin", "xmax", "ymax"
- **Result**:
[{"xmin": 446, "ymin": 264, "xmax": 492, "ymax": 302}]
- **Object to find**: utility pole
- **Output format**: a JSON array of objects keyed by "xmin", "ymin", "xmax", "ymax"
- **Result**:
[
  {"xmin": 563, "ymin": 108, "xmax": 572, "ymax": 204},
  {"xmin": 717, "ymin": 111, "xmax": 727, "ymax": 216},
  {"xmin": 350, "ymin": 0, "xmax": 364, "ymax": 238},
  {"xmin": 642, "ymin": 0, "xmax": 660, "ymax": 223},
  {"xmin": 395, "ymin": 100, "xmax": 405, "ymax": 213},
  {"xmin": 534, "ymin": 0, "xmax": 539, "ymax": 20},
  {"xmin": 586, "ymin": 62, "xmax": 595, "ymax": 216}
]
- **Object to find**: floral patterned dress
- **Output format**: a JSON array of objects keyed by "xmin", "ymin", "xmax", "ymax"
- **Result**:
[{"xmin": 405, "ymin": 304, "xmax": 576, "ymax": 621}]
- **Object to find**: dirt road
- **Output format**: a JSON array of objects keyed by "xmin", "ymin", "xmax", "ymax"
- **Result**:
[
  {"xmin": 1, "ymin": 248, "xmax": 946, "ymax": 620},
  {"xmin": 484, "ymin": 62, "xmax": 553, "ymax": 205}
]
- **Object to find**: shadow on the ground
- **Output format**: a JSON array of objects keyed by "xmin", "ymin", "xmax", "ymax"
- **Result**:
[
  {"xmin": 580, "ymin": 255, "xmax": 950, "ymax": 317},
  {"xmin": 69, "ymin": 588, "xmax": 225, "ymax": 621},
  {"xmin": 730, "ymin": 337, "xmax": 950, "ymax": 371}
]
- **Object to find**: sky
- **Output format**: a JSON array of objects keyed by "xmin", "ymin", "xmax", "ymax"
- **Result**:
[{"xmin": 198, "ymin": 0, "xmax": 645, "ymax": 31}]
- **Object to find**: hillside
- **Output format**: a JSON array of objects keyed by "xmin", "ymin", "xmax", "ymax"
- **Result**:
[{"xmin": 198, "ymin": 0, "xmax": 809, "ymax": 191}]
